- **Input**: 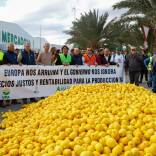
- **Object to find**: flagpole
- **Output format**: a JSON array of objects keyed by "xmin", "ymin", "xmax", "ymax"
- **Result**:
[{"xmin": 40, "ymin": 25, "xmax": 42, "ymax": 51}]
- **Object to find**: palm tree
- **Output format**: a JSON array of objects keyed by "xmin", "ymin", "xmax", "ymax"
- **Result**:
[
  {"xmin": 65, "ymin": 10, "xmax": 109, "ymax": 49},
  {"xmin": 113, "ymin": 0, "xmax": 156, "ymax": 52},
  {"xmin": 103, "ymin": 20, "xmax": 144, "ymax": 50}
]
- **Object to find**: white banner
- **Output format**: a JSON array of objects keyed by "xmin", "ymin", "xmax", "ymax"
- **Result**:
[{"xmin": 0, "ymin": 65, "xmax": 125, "ymax": 100}]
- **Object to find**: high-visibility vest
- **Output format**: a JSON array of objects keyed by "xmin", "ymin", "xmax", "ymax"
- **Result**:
[
  {"xmin": 0, "ymin": 50, "xmax": 4, "ymax": 61},
  {"xmin": 84, "ymin": 54, "xmax": 97, "ymax": 65},
  {"xmin": 147, "ymin": 56, "xmax": 152, "ymax": 71},
  {"xmin": 59, "ymin": 53, "xmax": 72, "ymax": 64}
]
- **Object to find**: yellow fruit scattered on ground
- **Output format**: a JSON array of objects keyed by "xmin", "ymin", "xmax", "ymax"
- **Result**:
[
  {"xmin": 105, "ymin": 136, "xmax": 117, "ymax": 148},
  {"xmin": 80, "ymin": 151, "xmax": 93, "ymax": 156},
  {"xmin": 1, "ymin": 84, "xmax": 156, "ymax": 155}
]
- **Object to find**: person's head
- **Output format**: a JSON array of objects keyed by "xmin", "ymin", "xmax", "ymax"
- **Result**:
[
  {"xmin": 24, "ymin": 42, "xmax": 31, "ymax": 52},
  {"xmin": 104, "ymin": 48, "xmax": 110, "ymax": 56},
  {"xmin": 71, "ymin": 48, "xmax": 74, "ymax": 55},
  {"xmin": 153, "ymin": 51, "xmax": 156, "ymax": 56},
  {"xmin": 99, "ymin": 48, "xmax": 104, "ymax": 55},
  {"xmin": 56, "ymin": 49, "xmax": 60, "ymax": 54},
  {"xmin": 50, "ymin": 47, "xmax": 57, "ymax": 54},
  {"xmin": 116, "ymin": 50, "xmax": 121, "ymax": 55},
  {"xmin": 73, "ymin": 48, "xmax": 80, "ymax": 55},
  {"xmin": 7, "ymin": 43, "xmax": 14, "ymax": 52},
  {"xmin": 62, "ymin": 45, "xmax": 69, "ymax": 55},
  {"xmin": 124, "ymin": 50, "xmax": 128, "ymax": 55},
  {"xmin": 15, "ymin": 48, "xmax": 20, "ymax": 55},
  {"xmin": 141, "ymin": 48, "xmax": 145, "ymax": 55},
  {"xmin": 51, "ymin": 52, "xmax": 58, "ymax": 62},
  {"xmin": 131, "ymin": 47, "xmax": 136, "ymax": 55},
  {"xmin": 87, "ymin": 48, "xmax": 93, "ymax": 55},
  {"xmin": 112, "ymin": 51, "xmax": 116, "ymax": 55},
  {"xmin": 44, "ymin": 42, "xmax": 50, "ymax": 53}
]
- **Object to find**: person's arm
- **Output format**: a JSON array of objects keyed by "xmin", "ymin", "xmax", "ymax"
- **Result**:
[
  {"xmin": 36, "ymin": 53, "xmax": 42, "ymax": 64},
  {"xmin": 33, "ymin": 53, "xmax": 36, "ymax": 65},
  {"xmin": 82, "ymin": 56, "xmax": 85, "ymax": 65},
  {"xmin": 55, "ymin": 55, "xmax": 62, "ymax": 65},
  {"xmin": 110, "ymin": 55, "xmax": 114, "ymax": 62},
  {"xmin": 109, "ymin": 56, "xmax": 117, "ymax": 65},
  {"xmin": 17, "ymin": 52, "xmax": 22, "ymax": 64},
  {"xmin": 144, "ymin": 58, "xmax": 150, "ymax": 67},
  {"xmin": 3, "ymin": 53, "xmax": 7, "ymax": 64},
  {"xmin": 70, "ymin": 56, "xmax": 73, "ymax": 65}
]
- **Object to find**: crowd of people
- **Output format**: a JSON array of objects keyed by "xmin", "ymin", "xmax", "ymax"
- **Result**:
[{"xmin": 0, "ymin": 42, "xmax": 156, "ymax": 106}]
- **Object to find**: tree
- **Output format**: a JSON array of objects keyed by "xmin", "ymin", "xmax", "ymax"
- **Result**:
[
  {"xmin": 103, "ymin": 20, "xmax": 144, "ymax": 50},
  {"xmin": 113, "ymin": 0, "xmax": 156, "ymax": 52},
  {"xmin": 65, "ymin": 9, "xmax": 109, "ymax": 49},
  {"xmin": 65, "ymin": 9, "xmax": 144, "ymax": 50}
]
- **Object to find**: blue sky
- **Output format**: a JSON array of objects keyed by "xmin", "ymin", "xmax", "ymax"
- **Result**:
[{"xmin": 0, "ymin": 0, "xmax": 122, "ymax": 45}]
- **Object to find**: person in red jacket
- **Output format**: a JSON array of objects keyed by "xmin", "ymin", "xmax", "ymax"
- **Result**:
[{"xmin": 83, "ymin": 48, "xmax": 97, "ymax": 66}]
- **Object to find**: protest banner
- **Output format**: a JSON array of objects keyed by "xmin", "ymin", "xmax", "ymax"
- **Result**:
[{"xmin": 0, "ymin": 65, "xmax": 125, "ymax": 100}]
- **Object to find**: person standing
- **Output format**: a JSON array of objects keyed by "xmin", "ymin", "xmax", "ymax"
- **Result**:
[
  {"xmin": 150, "ymin": 52, "xmax": 156, "ymax": 92},
  {"xmin": 144, "ymin": 55, "xmax": 153, "ymax": 87},
  {"xmin": 3, "ymin": 43, "xmax": 18, "ymax": 65},
  {"xmin": 96, "ymin": 48, "xmax": 104, "ymax": 65},
  {"xmin": 17, "ymin": 42, "xmax": 36, "ymax": 103},
  {"xmin": 140, "ymin": 48, "xmax": 148, "ymax": 83},
  {"xmin": 111, "ymin": 49, "xmax": 125, "ymax": 68},
  {"xmin": 71, "ymin": 48, "xmax": 84, "ymax": 65},
  {"xmin": 18, "ymin": 42, "xmax": 36, "ymax": 65},
  {"xmin": 126, "ymin": 47, "xmax": 142, "ymax": 86},
  {"xmin": 2, "ymin": 43, "xmax": 18, "ymax": 106},
  {"xmin": 83, "ymin": 48, "xmax": 97, "ymax": 66},
  {"xmin": 100, "ymin": 48, "xmax": 117, "ymax": 66},
  {"xmin": 56, "ymin": 45, "xmax": 72, "ymax": 65},
  {"xmin": 37, "ymin": 43, "xmax": 51, "ymax": 65}
]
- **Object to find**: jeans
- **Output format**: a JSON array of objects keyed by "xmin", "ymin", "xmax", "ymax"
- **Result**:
[
  {"xmin": 147, "ymin": 71, "xmax": 153, "ymax": 87},
  {"xmin": 129, "ymin": 71, "xmax": 140, "ymax": 86},
  {"xmin": 152, "ymin": 73, "xmax": 156, "ymax": 93},
  {"xmin": 140, "ymin": 70, "xmax": 148, "ymax": 83}
]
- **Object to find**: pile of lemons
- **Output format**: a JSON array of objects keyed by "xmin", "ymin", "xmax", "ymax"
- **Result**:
[{"xmin": 1, "ymin": 84, "xmax": 156, "ymax": 156}]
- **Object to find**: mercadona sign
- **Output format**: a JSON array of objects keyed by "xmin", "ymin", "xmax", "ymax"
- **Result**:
[{"xmin": 0, "ymin": 30, "xmax": 31, "ymax": 45}]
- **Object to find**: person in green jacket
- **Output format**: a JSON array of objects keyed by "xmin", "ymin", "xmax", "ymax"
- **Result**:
[
  {"xmin": 56, "ymin": 45, "xmax": 72, "ymax": 65},
  {"xmin": 0, "ymin": 49, "xmax": 4, "ymax": 65}
]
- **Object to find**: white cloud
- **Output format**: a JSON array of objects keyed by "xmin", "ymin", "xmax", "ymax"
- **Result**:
[{"xmin": 0, "ymin": 0, "xmax": 121, "ymax": 45}]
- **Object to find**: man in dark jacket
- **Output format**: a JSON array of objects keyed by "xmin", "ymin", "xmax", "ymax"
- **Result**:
[
  {"xmin": 126, "ymin": 47, "xmax": 142, "ymax": 86},
  {"xmin": 3, "ymin": 43, "xmax": 18, "ymax": 65},
  {"xmin": 71, "ymin": 48, "xmax": 84, "ymax": 65},
  {"xmin": 18, "ymin": 42, "xmax": 36, "ymax": 65},
  {"xmin": 99, "ymin": 48, "xmax": 117, "ymax": 66}
]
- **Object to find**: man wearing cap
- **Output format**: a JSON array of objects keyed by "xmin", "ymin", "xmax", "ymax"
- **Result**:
[
  {"xmin": 56, "ymin": 45, "xmax": 72, "ymax": 65},
  {"xmin": 126, "ymin": 47, "xmax": 142, "ymax": 86}
]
